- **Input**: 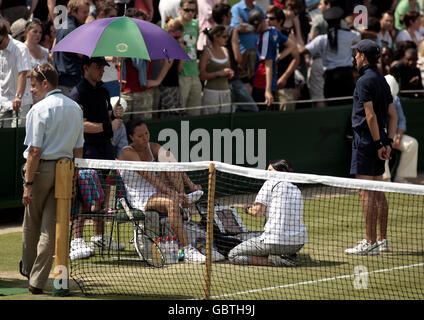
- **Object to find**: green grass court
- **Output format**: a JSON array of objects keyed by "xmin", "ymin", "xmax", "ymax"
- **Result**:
[{"xmin": 1, "ymin": 188, "xmax": 423, "ymax": 300}]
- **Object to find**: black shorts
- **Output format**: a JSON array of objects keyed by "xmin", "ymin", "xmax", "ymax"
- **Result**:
[
  {"xmin": 83, "ymin": 141, "xmax": 115, "ymax": 160},
  {"xmin": 350, "ymin": 130, "xmax": 385, "ymax": 176}
]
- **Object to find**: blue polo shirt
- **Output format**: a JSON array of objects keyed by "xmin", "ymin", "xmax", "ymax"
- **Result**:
[
  {"xmin": 351, "ymin": 64, "xmax": 393, "ymax": 133},
  {"xmin": 230, "ymin": 1, "xmax": 265, "ymax": 53},
  {"xmin": 54, "ymin": 14, "xmax": 83, "ymax": 87},
  {"xmin": 350, "ymin": 64, "xmax": 393, "ymax": 176},
  {"xmin": 253, "ymin": 27, "xmax": 288, "ymax": 92}
]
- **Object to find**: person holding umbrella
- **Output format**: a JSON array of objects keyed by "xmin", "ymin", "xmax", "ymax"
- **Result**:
[{"xmin": 68, "ymin": 56, "xmax": 125, "ymax": 260}]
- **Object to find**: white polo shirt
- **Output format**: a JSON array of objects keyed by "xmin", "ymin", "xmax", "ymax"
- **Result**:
[
  {"xmin": 23, "ymin": 89, "xmax": 84, "ymax": 160},
  {"xmin": 255, "ymin": 180, "xmax": 308, "ymax": 245},
  {"xmin": 305, "ymin": 29, "xmax": 361, "ymax": 71},
  {"xmin": 0, "ymin": 36, "xmax": 32, "ymax": 109}
]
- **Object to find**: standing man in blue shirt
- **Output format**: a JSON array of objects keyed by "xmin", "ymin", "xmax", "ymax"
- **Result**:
[
  {"xmin": 345, "ymin": 39, "xmax": 398, "ymax": 255},
  {"xmin": 230, "ymin": 0, "xmax": 265, "ymax": 92},
  {"xmin": 21, "ymin": 63, "xmax": 84, "ymax": 294},
  {"xmin": 247, "ymin": 8, "xmax": 297, "ymax": 109}
]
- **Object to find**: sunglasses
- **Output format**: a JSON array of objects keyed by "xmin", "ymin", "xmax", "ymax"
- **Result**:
[
  {"xmin": 182, "ymin": 8, "xmax": 196, "ymax": 13},
  {"xmin": 35, "ymin": 65, "xmax": 47, "ymax": 81}
]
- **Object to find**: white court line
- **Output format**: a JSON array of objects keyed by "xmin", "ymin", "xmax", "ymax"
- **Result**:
[{"xmin": 211, "ymin": 262, "xmax": 424, "ymax": 299}]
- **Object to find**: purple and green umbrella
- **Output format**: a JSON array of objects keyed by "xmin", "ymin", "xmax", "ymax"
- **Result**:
[{"xmin": 51, "ymin": 16, "xmax": 190, "ymax": 61}]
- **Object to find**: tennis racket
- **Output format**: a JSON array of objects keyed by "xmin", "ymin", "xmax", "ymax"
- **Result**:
[{"xmin": 119, "ymin": 198, "xmax": 164, "ymax": 267}]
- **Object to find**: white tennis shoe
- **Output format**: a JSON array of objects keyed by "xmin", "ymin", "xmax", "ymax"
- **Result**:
[
  {"xmin": 198, "ymin": 247, "xmax": 226, "ymax": 262},
  {"xmin": 377, "ymin": 239, "xmax": 390, "ymax": 252},
  {"xmin": 345, "ymin": 239, "xmax": 380, "ymax": 255},
  {"xmin": 69, "ymin": 238, "xmax": 94, "ymax": 260},
  {"xmin": 186, "ymin": 190, "xmax": 204, "ymax": 204},
  {"xmin": 183, "ymin": 246, "xmax": 206, "ymax": 264}
]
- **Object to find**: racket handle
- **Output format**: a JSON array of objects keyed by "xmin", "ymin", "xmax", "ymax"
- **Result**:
[{"xmin": 119, "ymin": 198, "xmax": 133, "ymax": 220}]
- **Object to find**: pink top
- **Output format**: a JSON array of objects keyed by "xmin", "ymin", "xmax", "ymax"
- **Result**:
[{"xmin": 197, "ymin": 0, "xmax": 225, "ymax": 51}]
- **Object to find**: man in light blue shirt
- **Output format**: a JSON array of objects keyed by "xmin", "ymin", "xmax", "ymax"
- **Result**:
[
  {"xmin": 230, "ymin": 0, "xmax": 265, "ymax": 83},
  {"xmin": 21, "ymin": 63, "xmax": 83, "ymax": 295}
]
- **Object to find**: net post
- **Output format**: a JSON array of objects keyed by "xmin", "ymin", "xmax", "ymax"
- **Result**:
[
  {"xmin": 203, "ymin": 162, "xmax": 216, "ymax": 300},
  {"xmin": 52, "ymin": 158, "xmax": 74, "ymax": 297}
]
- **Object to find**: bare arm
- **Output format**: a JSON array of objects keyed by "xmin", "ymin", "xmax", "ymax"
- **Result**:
[
  {"xmin": 73, "ymin": 147, "xmax": 83, "ymax": 160},
  {"xmin": 29, "ymin": 0, "xmax": 39, "ymax": 15},
  {"xmin": 47, "ymin": 0, "xmax": 56, "ymax": 21},
  {"xmin": 83, "ymin": 118, "xmax": 103, "ymax": 134},
  {"xmin": 264, "ymin": 59, "xmax": 274, "ymax": 107},
  {"xmin": 147, "ymin": 59, "xmax": 173, "ymax": 87},
  {"xmin": 277, "ymin": 38, "xmax": 300, "ymax": 89},
  {"xmin": 231, "ymin": 29, "xmax": 243, "ymax": 64},
  {"xmin": 364, "ymin": 101, "xmax": 389, "ymax": 160},
  {"xmin": 245, "ymin": 203, "xmax": 266, "ymax": 217},
  {"xmin": 386, "ymin": 102, "xmax": 398, "ymax": 156},
  {"xmin": 199, "ymin": 50, "xmax": 212, "ymax": 80},
  {"xmin": 144, "ymin": 0, "xmax": 154, "ymax": 21}
]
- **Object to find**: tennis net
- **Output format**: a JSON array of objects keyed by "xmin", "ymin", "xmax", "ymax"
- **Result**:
[{"xmin": 68, "ymin": 158, "xmax": 424, "ymax": 299}]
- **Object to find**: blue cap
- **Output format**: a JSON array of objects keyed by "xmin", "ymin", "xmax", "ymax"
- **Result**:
[{"xmin": 352, "ymin": 39, "xmax": 380, "ymax": 58}]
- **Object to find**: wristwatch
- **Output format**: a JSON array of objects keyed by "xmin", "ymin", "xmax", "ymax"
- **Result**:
[{"xmin": 15, "ymin": 93, "xmax": 23, "ymax": 99}]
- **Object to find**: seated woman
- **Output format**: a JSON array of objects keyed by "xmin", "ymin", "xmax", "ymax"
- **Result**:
[
  {"xmin": 119, "ymin": 119, "xmax": 206, "ymax": 264},
  {"xmin": 228, "ymin": 159, "xmax": 308, "ymax": 267}
]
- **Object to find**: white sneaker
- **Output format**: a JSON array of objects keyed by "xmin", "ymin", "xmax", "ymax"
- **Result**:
[
  {"xmin": 183, "ymin": 246, "xmax": 206, "ymax": 264},
  {"xmin": 69, "ymin": 238, "xmax": 93, "ymax": 260},
  {"xmin": 198, "ymin": 247, "xmax": 226, "ymax": 262},
  {"xmin": 377, "ymin": 239, "xmax": 390, "ymax": 252},
  {"xmin": 90, "ymin": 234, "xmax": 125, "ymax": 251},
  {"xmin": 345, "ymin": 239, "xmax": 380, "ymax": 255},
  {"xmin": 186, "ymin": 190, "xmax": 204, "ymax": 204}
]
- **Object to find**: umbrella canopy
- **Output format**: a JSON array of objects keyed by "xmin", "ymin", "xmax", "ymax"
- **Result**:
[{"xmin": 51, "ymin": 16, "xmax": 190, "ymax": 61}]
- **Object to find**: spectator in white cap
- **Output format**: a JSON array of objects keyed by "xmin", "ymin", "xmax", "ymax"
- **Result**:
[{"xmin": 383, "ymin": 74, "xmax": 419, "ymax": 183}]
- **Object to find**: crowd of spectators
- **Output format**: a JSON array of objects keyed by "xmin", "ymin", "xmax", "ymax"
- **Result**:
[{"xmin": 2, "ymin": 0, "xmax": 424, "ymax": 124}]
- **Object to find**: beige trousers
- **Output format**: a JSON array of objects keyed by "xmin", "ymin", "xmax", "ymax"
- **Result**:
[
  {"xmin": 178, "ymin": 75, "xmax": 202, "ymax": 116},
  {"xmin": 22, "ymin": 160, "xmax": 57, "ymax": 289}
]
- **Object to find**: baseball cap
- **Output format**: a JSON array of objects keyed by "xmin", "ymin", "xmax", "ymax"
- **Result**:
[
  {"xmin": 11, "ymin": 18, "xmax": 27, "ymax": 38},
  {"xmin": 81, "ymin": 56, "xmax": 110, "ymax": 67},
  {"xmin": 352, "ymin": 39, "xmax": 380, "ymax": 58},
  {"xmin": 247, "ymin": 9, "xmax": 264, "ymax": 32}
]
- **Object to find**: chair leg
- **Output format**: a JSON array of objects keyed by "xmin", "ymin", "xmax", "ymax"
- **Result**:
[{"xmin": 109, "ymin": 217, "xmax": 115, "ymax": 257}]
